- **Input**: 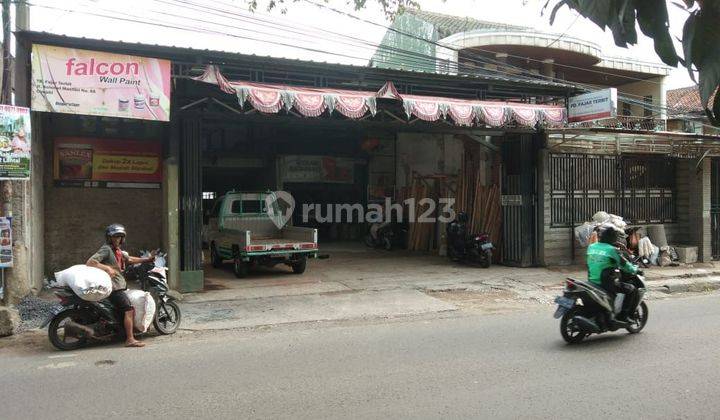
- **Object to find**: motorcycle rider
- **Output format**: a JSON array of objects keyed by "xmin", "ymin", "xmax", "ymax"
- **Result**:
[
  {"xmin": 86, "ymin": 224, "xmax": 155, "ymax": 348},
  {"xmin": 447, "ymin": 212, "xmax": 469, "ymax": 261},
  {"xmin": 586, "ymin": 224, "xmax": 642, "ymax": 321}
]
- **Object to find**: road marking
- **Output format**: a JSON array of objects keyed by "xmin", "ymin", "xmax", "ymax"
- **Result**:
[
  {"xmin": 48, "ymin": 353, "xmax": 78, "ymax": 359},
  {"xmin": 37, "ymin": 362, "xmax": 77, "ymax": 370}
]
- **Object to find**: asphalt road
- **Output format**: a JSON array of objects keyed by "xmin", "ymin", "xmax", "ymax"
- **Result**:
[{"xmin": 1, "ymin": 293, "xmax": 719, "ymax": 420}]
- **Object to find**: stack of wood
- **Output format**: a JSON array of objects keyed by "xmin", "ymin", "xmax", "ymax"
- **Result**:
[
  {"xmin": 456, "ymin": 149, "xmax": 502, "ymax": 248},
  {"xmin": 406, "ymin": 178, "xmax": 433, "ymax": 251}
]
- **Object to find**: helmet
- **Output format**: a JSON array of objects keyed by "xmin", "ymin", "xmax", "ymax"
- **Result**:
[
  {"xmin": 597, "ymin": 224, "xmax": 620, "ymax": 245},
  {"xmin": 457, "ymin": 212, "xmax": 469, "ymax": 224},
  {"xmin": 105, "ymin": 223, "xmax": 126, "ymax": 242}
]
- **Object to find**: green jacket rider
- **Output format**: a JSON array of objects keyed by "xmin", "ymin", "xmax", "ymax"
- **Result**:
[{"xmin": 586, "ymin": 238, "xmax": 637, "ymax": 286}]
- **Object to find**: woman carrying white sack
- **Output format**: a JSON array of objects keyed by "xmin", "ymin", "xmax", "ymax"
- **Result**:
[{"xmin": 86, "ymin": 224, "xmax": 155, "ymax": 348}]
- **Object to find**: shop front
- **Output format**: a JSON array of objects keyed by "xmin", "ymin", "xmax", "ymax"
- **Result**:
[{"xmin": 18, "ymin": 31, "xmax": 573, "ymax": 296}]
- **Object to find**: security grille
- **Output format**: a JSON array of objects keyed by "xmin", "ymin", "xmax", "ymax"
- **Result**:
[{"xmin": 549, "ymin": 153, "xmax": 676, "ymax": 227}]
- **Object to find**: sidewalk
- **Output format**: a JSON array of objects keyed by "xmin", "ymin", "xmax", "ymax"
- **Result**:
[{"xmin": 177, "ymin": 244, "xmax": 720, "ymax": 331}]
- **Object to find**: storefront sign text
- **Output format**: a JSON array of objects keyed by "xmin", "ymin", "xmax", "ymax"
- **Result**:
[{"xmin": 568, "ymin": 88, "xmax": 617, "ymax": 123}]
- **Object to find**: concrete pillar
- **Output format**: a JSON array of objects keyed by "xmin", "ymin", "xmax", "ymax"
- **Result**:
[
  {"xmin": 688, "ymin": 158, "xmax": 712, "ymax": 262},
  {"xmin": 163, "ymin": 126, "xmax": 180, "ymax": 291},
  {"xmin": 541, "ymin": 59, "xmax": 555, "ymax": 79}
]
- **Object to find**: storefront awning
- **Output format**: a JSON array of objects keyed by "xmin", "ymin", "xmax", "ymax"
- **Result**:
[{"xmin": 194, "ymin": 66, "xmax": 566, "ymax": 128}]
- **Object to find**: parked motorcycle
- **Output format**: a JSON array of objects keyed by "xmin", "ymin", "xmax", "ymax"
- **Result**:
[
  {"xmin": 553, "ymin": 271, "xmax": 649, "ymax": 344},
  {"xmin": 44, "ymin": 253, "xmax": 181, "ymax": 351},
  {"xmin": 447, "ymin": 233, "xmax": 493, "ymax": 268},
  {"xmin": 365, "ymin": 221, "xmax": 407, "ymax": 251}
]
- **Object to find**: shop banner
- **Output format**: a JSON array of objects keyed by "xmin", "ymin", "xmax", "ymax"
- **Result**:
[
  {"xmin": 568, "ymin": 88, "xmax": 617, "ymax": 123},
  {"xmin": 32, "ymin": 44, "xmax": 171, "ymax": 121},
  {"xmin": 54, "ymin": 137, "xmax": 162, "ymax": 188},
  {"xmin": 0, "ymin": 217, "xmax": 12, "ymax": 268},
  {"xmin": 281, "ymin": 155, "xmax": 355, "ymax": 184},
  {"xmin": 0, "ymin": 105, "xmax": 31, "ymax": 179}
]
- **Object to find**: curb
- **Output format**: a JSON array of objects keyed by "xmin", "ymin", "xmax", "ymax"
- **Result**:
[{"xmin": 649, "ymin": 277, "xmax": 720, "ymax": 294}]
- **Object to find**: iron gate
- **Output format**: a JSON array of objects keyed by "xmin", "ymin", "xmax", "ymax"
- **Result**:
[
  {"xmin": 712, "ymin": 159, "xmax": 720, "ymax": 259},
  {"xmin": 549, "ymin": 154, "xmax": 676, "ymax": 227},
  {"xmin": 501, "ymin": 135, "xmax": 537, "ymax": 267}
]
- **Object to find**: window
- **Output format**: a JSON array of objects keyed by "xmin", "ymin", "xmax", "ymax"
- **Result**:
[
  {"xmin": 549, "ymin": 153, "xmax": 676, "ymax": 227},
  {"xmin": 622, "ymin": 102, "xmax": 632, "ymax": 116},
  {"xmin": 202, "ymin": 191, "xmax": 216, "ymax": 200},
  {"xmin": 230, "ymin": 200, "xmax": 265, "ymax": 214},
  {"xmin": 643, "ymin": 95, "xmax": 653, "ymax": 118}
]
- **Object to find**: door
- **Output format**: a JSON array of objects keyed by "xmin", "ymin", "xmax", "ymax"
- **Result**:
[
  {"xmin": 711, "ymin": 159, "xmax": 720, "ymax": 260},
  {"xmin": 501, "ymin": 134, "xmax": 537, "ymax": 267}
]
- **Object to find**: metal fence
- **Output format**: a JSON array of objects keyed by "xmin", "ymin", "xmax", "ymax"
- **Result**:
[
  {"xmin": 549, "ymin": 153, "xmax": 676, "ymax": 227},
  {"xmin": 711, "ymin": 159, "xmax": 720, "ymax": 260}
]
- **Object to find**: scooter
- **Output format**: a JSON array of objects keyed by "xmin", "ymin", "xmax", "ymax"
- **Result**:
[
  {"xmin": 44, "ymin": 252, "xmax": 181, "ymax": 351},
  {"xmin": 553, "ymin": 269, "xmax": 649, "ymax": 344},
  {"xmin": 447, "ymin": 234, "xmax": 494, "ymax": 268},
  {"xmin": 364, "ymin": 221, "xmax": 407, "ymax": 251}
]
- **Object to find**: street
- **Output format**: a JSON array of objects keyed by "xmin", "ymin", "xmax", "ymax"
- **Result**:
[{"xmin": 1, "ymin": 293, "xmax": 719, "ymax": 419}]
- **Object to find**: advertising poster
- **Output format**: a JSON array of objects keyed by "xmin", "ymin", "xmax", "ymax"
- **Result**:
[
  {"xmin": 282, "ymin": 155, "xmax": 355, "ymax": 184},
  {"xmin": 32, "ymin": 44, "xmax": 171, "ymax": 121},
  {"xmin": 0, "ymin": 105, "xmax": 31, "ymax": 179},
  {"xmin": 0, "ymin": 217, "xmax": 12, "ymax": 268},
  {"xmin": 54, "ymin": 137, "xmax": 162, "ymax": 188}
]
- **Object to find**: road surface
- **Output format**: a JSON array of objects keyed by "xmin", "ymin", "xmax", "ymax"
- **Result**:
[{"xmin": 1, "ymin": 293, "xmax": 719, "ymax": 419}]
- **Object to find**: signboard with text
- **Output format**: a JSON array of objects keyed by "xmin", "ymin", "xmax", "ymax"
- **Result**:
[
  {"xmin": 0, "ymin": 105, "xmax": 31, "ymax": 179},
  {"xmin": 568, "ymin": 88, "xmax": 617, "ymax": 123},
  {"xmin": 53, "ymin": 137, "xmax": 162, "ymax": 188},
  {"xmin": 0, "ymin": 217, "xmax": 12, "ymax": 268},
  {"xmin": 281, "ymin": 155, "xmax": 355, "ymax": 184},
  {"xmin": 32, "ymin": 44, "xmax": 171, "ymax": 121}
]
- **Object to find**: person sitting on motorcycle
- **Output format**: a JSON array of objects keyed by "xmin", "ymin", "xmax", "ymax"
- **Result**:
[
  {"xmin": 586, "ymin": 224, "xmax": 641, "ymax": 321},
  {"xmin": 447, "ymin": 212, "xmax": 469, "ymax": 261},
  {"xmin": 86, "ymin": 224, "xmax": 155, "ymax": 348}
]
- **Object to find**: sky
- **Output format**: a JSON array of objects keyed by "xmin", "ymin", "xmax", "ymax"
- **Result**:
[{"xmin": 25, "ymin": 0, "xmax": 695, "ymax": 90}]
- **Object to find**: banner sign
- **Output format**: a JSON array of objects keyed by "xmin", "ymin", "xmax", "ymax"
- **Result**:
[
  {"xmin": 281, "ymin": 155, "xmax": 355, "ymax": 184},
  {"xmin": 568, "ymin": 88, "xmax": 617, "ymax": 123},
  {"xmin": 54, "ymin": 137, "xmax": 162, "ymax": 188},
  {"xmin": 31, "ymin": 44, "xmax": 171, "ymax": 121},
  {"xmin": 0, "ymin": 217, "xmax": 12, "ymax": 268},
  {"xmin": 0, "ymin": 105, "xmax": 31, "ymax": 179}
]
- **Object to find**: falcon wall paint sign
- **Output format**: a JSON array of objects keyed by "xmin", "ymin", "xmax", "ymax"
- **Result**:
[{"xmin": 31, "ymin": 44, "xmax": 171, "ymax": 121}]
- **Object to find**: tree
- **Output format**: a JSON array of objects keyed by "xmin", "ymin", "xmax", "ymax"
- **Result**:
[{"xmin": 545, "ymin": 0, "xmax": 720, "ymax": 126}]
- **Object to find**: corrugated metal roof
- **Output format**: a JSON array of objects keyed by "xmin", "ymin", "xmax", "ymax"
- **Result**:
[{"xmin": 18, "ymin": 30, "xmax": 577, "ymax": 92}]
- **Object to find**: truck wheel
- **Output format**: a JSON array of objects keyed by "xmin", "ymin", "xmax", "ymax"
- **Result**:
[
  {"xmin": 291, "ymin": 256, "xmax": 307, "ymax": 274},
  {"xmin": 233, "ymin": 257, "xmax": 249, "ymax": 278},
  {"xmin": 210, "ymin": 244, "xmax": 222, "ymax": 269}
]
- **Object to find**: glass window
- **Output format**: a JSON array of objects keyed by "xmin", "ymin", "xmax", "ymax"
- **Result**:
[{"xmin": 203, "ymin": 191, "xmax": 216, "ymax": 200}]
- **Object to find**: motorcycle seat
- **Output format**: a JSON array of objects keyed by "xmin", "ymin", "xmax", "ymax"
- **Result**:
[{"xmin": 568, "ymin": 278, "xmax": 612, "ymax": 298}]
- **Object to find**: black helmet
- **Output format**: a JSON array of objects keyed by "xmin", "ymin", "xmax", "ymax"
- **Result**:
[
  {"xmin": 105, "ymin": 223, "xmax": 126, "ymax": 242},
  {"xmin": 457, "ymin": 212, "xmax": 469, "ymax": 223},
  {"xmin": 597, "ymin": 224, "xmax": 619, "ymax": 245}
]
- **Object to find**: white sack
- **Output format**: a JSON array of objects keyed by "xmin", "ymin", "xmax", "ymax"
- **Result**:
[
  {"xmin": 53, "ymin": 265, "xmax": 112, "ymax": 302},
  {"xmin": 574, "ymin": 222, "xmax": 597, "ymax": 248},
  {"xmin": 124, "ymin": 289, "xmax": 156, "ymax": 333},
  {"xmin": 638, "ymin": 237, "xmax": 655, "ymax": 258}
]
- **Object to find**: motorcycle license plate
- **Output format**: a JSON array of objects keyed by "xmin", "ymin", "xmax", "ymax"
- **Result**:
[
  {"xmin": 481, "ymin": 242, "xmax": 493, "ymax": 250},
  {"xmin": 553, "ymin": 296, "xmax": 574, "ymax": 319}
]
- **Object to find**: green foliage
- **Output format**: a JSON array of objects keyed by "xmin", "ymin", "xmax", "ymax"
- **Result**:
[
  {"xmin": 247, "ymin": 0, "xmax": 419, "ymax": 18},
  {"xmin": 546, "ymin": 0, "xmax": 720, "ymax": 126}
]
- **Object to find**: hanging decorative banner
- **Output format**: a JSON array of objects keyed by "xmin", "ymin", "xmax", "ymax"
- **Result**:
[
  {"xmin": 0, "ymin": 217, "xmax": 12, "ymax": 268},
  {"xmin": 53, "ymin": 137, "xmax": 162, "ymax": 188},
  {"xmin": 0, "ymin": 105, "xmax": 31, "ymax": 180},
  {"xmin": 31, "ymin": 44, "xmax": 171, "ymax": 121},
  {"xmin": 195, "ymin": 66, "xmax": 566, "ymax": 128}
]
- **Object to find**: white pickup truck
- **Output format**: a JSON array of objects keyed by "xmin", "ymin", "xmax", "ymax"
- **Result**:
[{"xmin": 205, "ymin": 191, "xmax": 318, "ymax": 278}]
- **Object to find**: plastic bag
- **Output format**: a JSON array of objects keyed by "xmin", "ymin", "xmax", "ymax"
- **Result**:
[
  {"xmin": 124, "ymin": 290, "xmax": 156, "ymax": 333},
  {"xmin": 53, "ymin": 265, "xmax": 112, "ymax": 302},
  {"xmin": 574, "ymin": 223, "xmax": 597, "ymax": 248}
]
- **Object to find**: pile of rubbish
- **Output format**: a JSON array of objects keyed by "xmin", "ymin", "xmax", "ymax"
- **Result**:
[{"xmin": 575, "ymin": 211, "xmax": 679, "ymax": 267}]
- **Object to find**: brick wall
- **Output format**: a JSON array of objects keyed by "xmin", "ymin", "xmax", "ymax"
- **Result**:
[{"xmin": 42, "ymin": 115, "xmax": 164, "ymax": 274}]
